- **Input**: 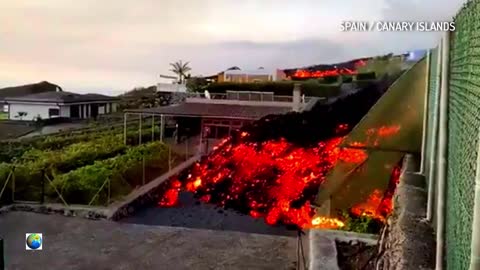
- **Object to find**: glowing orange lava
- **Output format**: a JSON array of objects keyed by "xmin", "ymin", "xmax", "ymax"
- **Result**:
[
  {"xmin": 157, "ymin": 123, "xmax": 401, "ymax": 230},
  {"xmin": 310, "ymin": 216, "xmax": 345, "ymax": 229},
  {"xmin": 291, "ymin": 60, "xmax": 367, "ymax": 79}
]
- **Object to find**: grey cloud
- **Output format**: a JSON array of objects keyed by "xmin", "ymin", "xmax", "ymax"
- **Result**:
[
  {"xmin": 0, "ymin": 0, "xmax": 468, "ymax": 93},
  {"xmin": 381, "ymin": 0, "xmax": 465, "ymax": 21}
]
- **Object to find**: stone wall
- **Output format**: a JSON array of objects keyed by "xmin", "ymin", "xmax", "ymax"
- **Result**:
[
  {"xmin": 0, "ymin": 155, "xmax": 201, "ymax": 222},
  {"xmin": 107, "ymin": 155, "xmax": 200, "ymax": 220}
]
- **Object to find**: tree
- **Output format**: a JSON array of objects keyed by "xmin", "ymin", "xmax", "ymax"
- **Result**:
[
  {"xmin": 169, "ymin": 60, "xmax": 192, "ymax": 84},
  {"xmin": 226, "ymin": 66, "xmax": 241, "ymax": 71},
  {"xmin": 186, "ymin": 77, "xmax": 208, "ymax": 93},
  {"xmin": 16, "ymin": 111, "xmax": 27, "ymax": 120}
]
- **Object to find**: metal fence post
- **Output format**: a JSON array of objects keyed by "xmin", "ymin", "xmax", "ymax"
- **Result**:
[
  {"xmin": 151, "ymin": 114, "xmax": 155, "ymax": 142},
  {"xmin": 11, "ymin": 169, "xmax": 14, "ymax": 203},
  {"xmin": 160, "ymin": 114, "xmax": 164, "ymax": 142},
  {"xmin": 40, "ymin": 169, "xmax": 45, "ymax": 204},
  {"xmin": 185, "ymin": 138, "xmax": 188, "ymax": 160},
  {"xmin": 168, "ymin": 146, "xmax": 172, "ymax": 171},
  {"xmin": 107, "ymin": 178, "xmax": 111, "ymax": 206},
  {"xmin": 138, "ymin": 113, "xmax": 142, "ymax": 145},
  {"xmin": 142, "ymin": 156, "xmax": 146, "ymax": 185},
  {"xmin": 124, "ymin": 113, "xmax": 128, "ymax": 145}
]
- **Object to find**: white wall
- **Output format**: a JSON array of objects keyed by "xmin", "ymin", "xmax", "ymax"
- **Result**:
[
  {"xmin": 9, "ymin": 103, "xmax": 60, "ymax": 121},
  {"xmin": 60, "ymin": 105, "xmax": 70, "ymax": 118},
  {"xmin": 99, "ymin": 104, "xmax": 106, "ymax": 115},
  {"xmin": 157, "ymin": 83, "xmax": 187, "ymax": 93}
]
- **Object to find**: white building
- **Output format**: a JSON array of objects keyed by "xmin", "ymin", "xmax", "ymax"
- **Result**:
[{"xmin": 4, "ymin": 91, "xmax": 119, "ymax": 121}]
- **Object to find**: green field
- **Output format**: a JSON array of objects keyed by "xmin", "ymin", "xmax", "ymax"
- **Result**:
[{"xmin": 0, "ymin": 124, "xmax": 180, "ymax": 206}]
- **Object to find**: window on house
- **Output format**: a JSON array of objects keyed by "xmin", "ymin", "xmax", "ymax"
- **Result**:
[
  {"xmin": 3, "ymin": 104, "xmax": 8, "ymax": 112},
  {"xmin": 49, "ymin": 108, "xmax": 60, "ymax": 117}
]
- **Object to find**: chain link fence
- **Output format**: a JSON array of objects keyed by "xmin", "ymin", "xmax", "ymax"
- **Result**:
[
  {"xmin": 444, "ymin": 2, "xmax": 480, "ymax": 268},
  {"xmin": 422, "ymin": 1, "xmax": 480, "ymax": 269}
]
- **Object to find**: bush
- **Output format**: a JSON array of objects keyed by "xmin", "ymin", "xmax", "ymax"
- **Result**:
[
  {"xmin": 17, "ymin": 135, "xmax": 127, "ymax": 174},
  {"xmin": 323, "ymin": 75, "xmax": 340, "ymax": 84},
  {"xmin": 338, "ymin": 210, "xmax": 383, "ymax": 234},
  {"xmin": 356, "ymin": 72, "xmax": 376, "ymax": 80},
  {"xmin": 342, "ymin": 76, "xmax": 353, "ymax": 83},
  {"xmin": 50, "ymin": 142, "xmax": 169, "ymax": 204}
]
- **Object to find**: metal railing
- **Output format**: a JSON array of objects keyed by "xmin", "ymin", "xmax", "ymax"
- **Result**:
[{"xmin": 186, "ymin": 91, "xmax": 312, "ymax": 103}]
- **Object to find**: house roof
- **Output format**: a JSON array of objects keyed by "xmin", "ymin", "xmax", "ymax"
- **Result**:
[
  {"xmin": 5, "ymin": 91, "xmax": 118, "ymax": 104},
  {"xmin": 0, "ymin": 81, "xmax": 61, "ymax": 102},
  {"xmin": 125, "ymin": 102, "xmax": 292, "ymax": 120}
]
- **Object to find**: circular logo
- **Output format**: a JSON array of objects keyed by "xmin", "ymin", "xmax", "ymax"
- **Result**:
[{"xmin": 26, "ymin": 234, "xmax": 42, "ymax": 250}]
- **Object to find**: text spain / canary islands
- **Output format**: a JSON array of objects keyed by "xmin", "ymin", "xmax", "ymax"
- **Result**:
[{"xmin": 341, "ymin": 21, "xmax": 455, "ymax": 32}]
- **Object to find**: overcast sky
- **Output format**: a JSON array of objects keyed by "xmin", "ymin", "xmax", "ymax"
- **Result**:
[{"xmin": 0, "ymin": 0, "xmax": 465, "ymax": 95}]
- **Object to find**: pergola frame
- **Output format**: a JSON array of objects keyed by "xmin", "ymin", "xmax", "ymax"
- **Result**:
[{"xmin": 123, "ymin": 112, "xmax": 255, "ymax": 154}]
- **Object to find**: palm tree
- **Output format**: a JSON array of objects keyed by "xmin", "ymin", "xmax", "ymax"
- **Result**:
[{"xmin": 169, "ymin": 60, "xmax": 192, "ymax": 84}]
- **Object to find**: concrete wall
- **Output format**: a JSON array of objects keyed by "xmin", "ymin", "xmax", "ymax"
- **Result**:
[
  {"xmin": 98, "ymin": 104, "xmax": 106, "ymax": 115},
  {"xmin": 9, "ymin": 103, "xmax": 60, "ymax": 121},
  {"xmin": 185, "ymin": 97, "xmax": 296, "ymax": 108},
  {"xmin": 224, "ymin": 74, "xmax": 272, "ymax": 83},
  {"xmin": 157, "ymin": 83, "xmax": 187, "ymax": 93},
  {"xmin": 377, "ymin": 155, "xmax": 435, "ymax": 270},
  {"xmin": 111, "ymin": 103, "xmax": 117, "ymax": 113},
  {"xmin": 107, "ymin": 155, "xmax": 201, "ymax": 220}
]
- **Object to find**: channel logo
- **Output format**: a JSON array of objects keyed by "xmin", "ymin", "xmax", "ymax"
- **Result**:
[{"xmin": 25, "ymin": 233, "xmax": 43, "ymax": 250}]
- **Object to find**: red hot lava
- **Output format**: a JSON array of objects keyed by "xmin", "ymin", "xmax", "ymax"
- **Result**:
[
  {"xmin": 158, "ymin": 124, "xmax": 402, "ymax": 230},
  {"xmin": 291, "ymin": 60, "xmax": 367, "ymax": 79}
]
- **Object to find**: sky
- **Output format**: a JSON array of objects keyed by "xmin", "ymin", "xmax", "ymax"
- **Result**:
[{"xmin": 0, "ymin": 0, "xmax": 465, "ymax": 95}]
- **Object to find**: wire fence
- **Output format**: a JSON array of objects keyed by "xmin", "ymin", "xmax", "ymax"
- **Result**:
[
  {"xmin": 422, "ymin": 1, "xmax": 480, "ymax": 269},
  {"xmin": 0, "ymin": 147, "xmax": 184, "ymax": 208}
]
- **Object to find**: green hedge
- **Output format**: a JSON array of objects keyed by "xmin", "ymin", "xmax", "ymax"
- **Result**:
[
  {"xmin": 206, "ymin": 81, "xmax": 341, "ymax": 97},
  {"xmin": 0, "ymin": 122, "xmax": 162, "ymax": 163},
  {"xmin": 356, "ymin": 72, "xmax": 376, "ymax": 80},
  {"xmin": 50, "ymin": 142, "xmax": 169, "ymax": 204},
  {"xmin": 322, "ymin": 75, "xmax": 340, "ymax": 84},
  {"xmin": 18, "ymin": 135, "xmax": 127, "ymax": 174}
]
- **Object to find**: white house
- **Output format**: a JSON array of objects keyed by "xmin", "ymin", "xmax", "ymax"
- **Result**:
[{"xmin": 4, "ymin": 91, "xmax": 119, "ymax": 121}]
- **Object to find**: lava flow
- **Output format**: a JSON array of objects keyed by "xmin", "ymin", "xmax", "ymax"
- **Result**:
[
  {"xmin": 158, "ymin": 123, "xmax": 402, "ymax": 230},
  {"xmin": 291, "ymin": 60, "xmax": 367, "ymax": 79}
]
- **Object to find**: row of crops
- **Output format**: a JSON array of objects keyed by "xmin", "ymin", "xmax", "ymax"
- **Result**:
[
  {"xmin": 0, "ymin": 122, "xmax": 178, "ymax": 205},
  {"xmin": 0, "ymin": 118, "xmax": 168, "ymax": 163}
]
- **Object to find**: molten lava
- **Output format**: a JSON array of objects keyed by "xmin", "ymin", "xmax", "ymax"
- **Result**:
[
  {"xmin": 158, "ymin": 124, "xmax": 402, "ymax": 230},
  {"xmin": 291, "ymin": 60, "xmax": 367, "ymax": 79}
]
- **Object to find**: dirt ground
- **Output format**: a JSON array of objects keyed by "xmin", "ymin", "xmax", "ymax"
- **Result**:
[{"xmin": 0, "ymin": 122, "xmax": 36, "ymax": 140}]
